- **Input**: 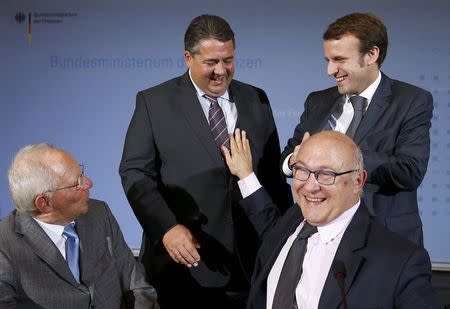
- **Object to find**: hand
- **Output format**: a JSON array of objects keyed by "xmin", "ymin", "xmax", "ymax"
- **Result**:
[
  {"xmin": 288, "ymin": 132, "xmax": 310, "ymax": 166},
  {"xmin": 162, "ymin": 224, "xmax": 201, "ymax": 267},
  {"xmin": 221, "ymin": 128, "xmax": 253, "ymax": 179}
]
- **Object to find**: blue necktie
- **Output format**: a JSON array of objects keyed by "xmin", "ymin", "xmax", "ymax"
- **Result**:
[{"xmin": 63, "ymin": 223, "xmax": 80, "ymax": 283}]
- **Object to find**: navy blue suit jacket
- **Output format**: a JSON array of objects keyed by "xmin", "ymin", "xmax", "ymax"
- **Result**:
[
  {"xmin": 240, "ymin": 188, "xmax": 438, "ymax": 309},
  {"xmin": 281, "ymin": 73, "xmax": 433, "ymax": 245}
]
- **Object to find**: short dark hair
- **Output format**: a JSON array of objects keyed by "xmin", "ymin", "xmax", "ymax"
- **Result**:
[
  {"xmin": 184, "ymin": 14, "xmax": 235, "ymax": 53},
  {"xmin": 323, "ymin": 12, "xmax": 388, "ymax": 67}
]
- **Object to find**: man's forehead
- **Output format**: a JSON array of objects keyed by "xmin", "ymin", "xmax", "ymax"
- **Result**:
[
  {"xmin": 298, "ymin": 138, "xmax": 350, "ymax": 167},
  {"xmin": 45, "ymin": 149, "xmax": 78, "ymax": 174}
]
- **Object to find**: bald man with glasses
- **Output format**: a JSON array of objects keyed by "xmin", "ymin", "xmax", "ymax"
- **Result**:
[
  {"xmin": 0, "ymin": 143, "xmax": 159, "ymax": 309},
  {"xmin": 222, "ymin": 129, "xmax": 438, "ymax": 309}
]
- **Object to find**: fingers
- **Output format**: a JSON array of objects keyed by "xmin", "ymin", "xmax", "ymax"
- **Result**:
[
  {"xmin": 162, "ymin": 224, "xmax": 201, "ymax": 268},
  {"xmin": 290, "ymin": 132, "xmax": 310, "ymax": 166},
  {"xmin": 174, "ymin": 244, "xmax": 200, "ymax": 267},
  {"xmin": 302, "ymin": 132, "xmax": 310, "ymax": 143},
  {"xmin": 221, "ymin": 145, "xmax": 231, "ymax": 163},
  {"xmin": 290, "ymin": 144, "xmax": 301, "ymax": 166},
  {"xmin": 241, "ymin": 130, "xmax": 251, "ymax": 158}
]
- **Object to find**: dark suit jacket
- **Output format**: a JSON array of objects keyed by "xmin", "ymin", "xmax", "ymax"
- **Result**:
[
  {"xmin": 240, "ymin": 188, "xmax": 438, "ymax": 309},
  {"xmin": 119, "ymin": 72, "xmax": 291, "ymax": 287},
  {"xmin": 281, "ymin": 73, "xmax": 433, "ymax": 245},
  {"xmin": 0, "ymin": 199, "xmax": 158, "ymax": 309}
]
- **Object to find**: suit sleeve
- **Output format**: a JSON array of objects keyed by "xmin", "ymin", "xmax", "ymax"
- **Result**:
[
  {"xmin": 103, "ymin": 201, "xmax": 160, "ymax": 309},
  {"xmin": 363, "ymin": 89, "xmax": 433, "ymax": 191},
  {"xmin": 119, "ymin": 91, "xmax": 177, "ymax": 244},
  {"xmin": 394, "ymin": 246, "xmax": 439, "ymax": 308},
  {"xmin": 280, "ymin": 93, "xmax": 313, "ymax": 169},
  {"xmin": 255, "ymin": 89, "xmax": 293, "ymax": 212},
  {"xmin": 239, "ymin": 187, "xmax": 282, "ymax": 240},
  {"xmin": 0, "ymin": 249, "xmax": 17, "ymax": 308}
]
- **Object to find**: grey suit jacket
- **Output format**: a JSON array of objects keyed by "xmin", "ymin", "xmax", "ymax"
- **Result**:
[
  {"xmin": 281, "ymin": 73, "xmax": 433, "ymax": 245},
  {"xmin": 0, "ymin": 199, "xmax": 159, "ymax": 309}
]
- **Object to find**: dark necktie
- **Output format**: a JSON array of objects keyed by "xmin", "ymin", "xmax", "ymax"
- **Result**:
[
  {"xmin": 272, "ymin": 222, "xmax": 318, "ymax": 309},
  {"xmin": 204, "ymin": 95, "xmax": 230, "ymax": 149},
  {"xmin": 63, "ymin": 223, "xmax": 80, "ymax": 283},
  {"xmin": 346, "ymin": 95, "xmax": 367, "ymax": 138}
]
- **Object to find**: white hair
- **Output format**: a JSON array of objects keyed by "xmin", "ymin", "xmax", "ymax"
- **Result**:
[{"xmin": 8, "ymin": 143, "xmax": 59, "ymax": 214}]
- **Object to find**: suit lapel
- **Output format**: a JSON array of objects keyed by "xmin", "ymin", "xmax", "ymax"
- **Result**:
[
  {"xmin": 252, "ymin": 207, "xmax": 303, "ymax": 307},
  {"xmin": 311, "ymin": 91, "xmax": 343, "ymax": 133},
  {"xmin": 229, "ymin": 82, "xmax": 256, "ymax": 153},
  {"xmin": 353, "ymin": 73, "xmax": 392, "ymax": 143},
  {"xmin": 318, "ymin": 205, "xmax": 371, "ymax": 309},
  {"xmin": 15, "ymin": 212, "xmax": 78, "ymax": 285},
  {"xmin": 75, "ymin": 209, "xmax": 106, "ymax": 284},
  {"xmin": 229, "ymin": 82, "xmax": 245, "ymax": 129},
  {"xmin": 176, "ymin": 72, "xmax": 225, "ymax": 165}
]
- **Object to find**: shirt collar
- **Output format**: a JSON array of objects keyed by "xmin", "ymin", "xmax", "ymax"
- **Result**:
[
  {"xmin": 345, "ymin": 70, "xmax": 381, "ymax": 105},
  {"xmin": 188, "ymin": 69, "xmax": 230, "ymax": 101},
  {"xmin": 33, "ymin": 218, "xmax": 75, "ymax": 242},
  {"xmin": 314, "ymin": 199, "xmax": 360, "ymax": 244}
]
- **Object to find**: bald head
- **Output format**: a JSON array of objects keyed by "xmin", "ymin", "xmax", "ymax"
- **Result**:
[
  {"xmin": 298, "ymin": 131, "xmax": 364, "ymax": 174},
  {"xmin": 291, "ymin": 131, "xmax": 367, "ymax": 226}
]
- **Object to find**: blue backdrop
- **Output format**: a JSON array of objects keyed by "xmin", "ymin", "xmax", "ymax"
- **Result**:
[{"xmin": 1, "ymin": 0, "xmax": 449, "ymax": 263}]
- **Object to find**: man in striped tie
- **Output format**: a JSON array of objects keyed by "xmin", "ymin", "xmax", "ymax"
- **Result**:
[{"xmin": 120, "ymin": 14, "xmax": 291, "ymax": 309}]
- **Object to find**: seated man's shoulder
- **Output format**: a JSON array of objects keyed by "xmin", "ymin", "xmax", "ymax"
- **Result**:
[
  {"xmin": 82, "ymin": 199, "xmax": 110, "ymax": 219},
  {"xmin": 0, "ymin": 210, "xmax": 18, "ymax": 234},
  {"xmin": 367, "ymin": 220, "xmax": 428, "ymax": 260}
]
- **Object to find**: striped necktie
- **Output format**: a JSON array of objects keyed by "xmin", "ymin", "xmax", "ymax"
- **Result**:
[{"xmin": 204, "ymin": 95, "xmax": 230, "ymax": 149}]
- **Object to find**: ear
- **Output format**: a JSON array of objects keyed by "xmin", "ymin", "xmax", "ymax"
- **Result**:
[
  {"xmin": 184, "ymin": 50, "xmax": 193, "ymax": 69},
  {"xmin": 365, "ymin": 46, "xmax": 380, "ymax": 66},
  {"xmin": 354, "ymin": 169, "xmax": 368, "ymax": 192},
  {"xmin": 34, "ymin": 194, "xmax": 51, "ymax": 214}
]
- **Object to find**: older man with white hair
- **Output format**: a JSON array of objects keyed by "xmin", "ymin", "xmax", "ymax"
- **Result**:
[{"xmin": 0, "ymin": 143, "xmax": 159, "ymax": 309}]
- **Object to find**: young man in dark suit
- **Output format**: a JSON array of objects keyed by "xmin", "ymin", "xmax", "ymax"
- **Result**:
[
  {"xmin": 119, "ymin": 14, "xmax": 290, "ymax": 308},
  {"xmin": 0, "ymin": 143, "xmax": 158, "ymax": 309},
  {"xmin": 281, "ymin": 12, "xmax": 433, "ymax": 246},
  {"xmin": 222, "ymin": 129, "xmax": 438, "ymax": 308}
]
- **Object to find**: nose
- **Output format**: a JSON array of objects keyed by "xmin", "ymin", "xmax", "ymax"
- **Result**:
[
  {"xmin": 80, "ymin": 175, "xmax": 93, "ymax": 190},
  {"xmin": 302, "ymin": 172, "xmax": 321, "ymax": 192},
  {"xmin": 214, "ymin": 61, "xmax": 225, "ymax": 75},
  {"xmin": 327, "ymin": 61, "xmax": 337, "ymax": 76}
]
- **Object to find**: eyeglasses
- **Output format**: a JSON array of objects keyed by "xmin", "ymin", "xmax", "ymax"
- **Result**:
[
  {"xmin": 289, "ymin": 164, "xmax": 358, "ymax": 186},
  {"xmin": 44, "ymin": 164, "xmax": 87, "ymax": 193}
]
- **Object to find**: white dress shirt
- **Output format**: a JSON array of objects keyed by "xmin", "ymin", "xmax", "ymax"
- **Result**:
[
  {"xmin": 238, "ymin": 173, "xmax": 360, "ymax": 309},
  {"xmin": 282, "ymin": 71, "xmax": 382, "ymax": 176},
  {"xmin": 189, "ymin": 69, "xmax": 237, "ymax": 134},
  {"xmin": 34, "ymin": 218, "xmax": 75, "ymax": 260}
]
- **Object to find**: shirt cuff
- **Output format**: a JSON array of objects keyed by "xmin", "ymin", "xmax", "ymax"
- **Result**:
[
  {"xmin": 282, "ymin": 153, "xmax": 294, "ymax": 176},
  {"xmin": 237, "ymin": 172, "xmax": 262, "ymax": 199}
]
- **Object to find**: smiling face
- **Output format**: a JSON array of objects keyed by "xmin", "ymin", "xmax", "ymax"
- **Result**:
[
  {"xmin": 45, "ymin": 150, "xmax": 93, "ymax": 225},
  {"xmin": 185, "ymin": 38, "xmax": 234, "ymax": 97},
  {"xmin": 292, "ymin": 132, "xmax": 366, "ymax": 226},
  {"xmin": 324, "ymin": 34, "xmax": 379, "ymax": 95}
]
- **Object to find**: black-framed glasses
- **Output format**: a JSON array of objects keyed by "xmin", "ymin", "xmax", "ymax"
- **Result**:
[
  {"xmin": 44, "ymin": 164, "xmax": 86, "ymax": 193},
  {"xmin": 289, "ymin": 163, "xmax": 358, "ymax": 186}
]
